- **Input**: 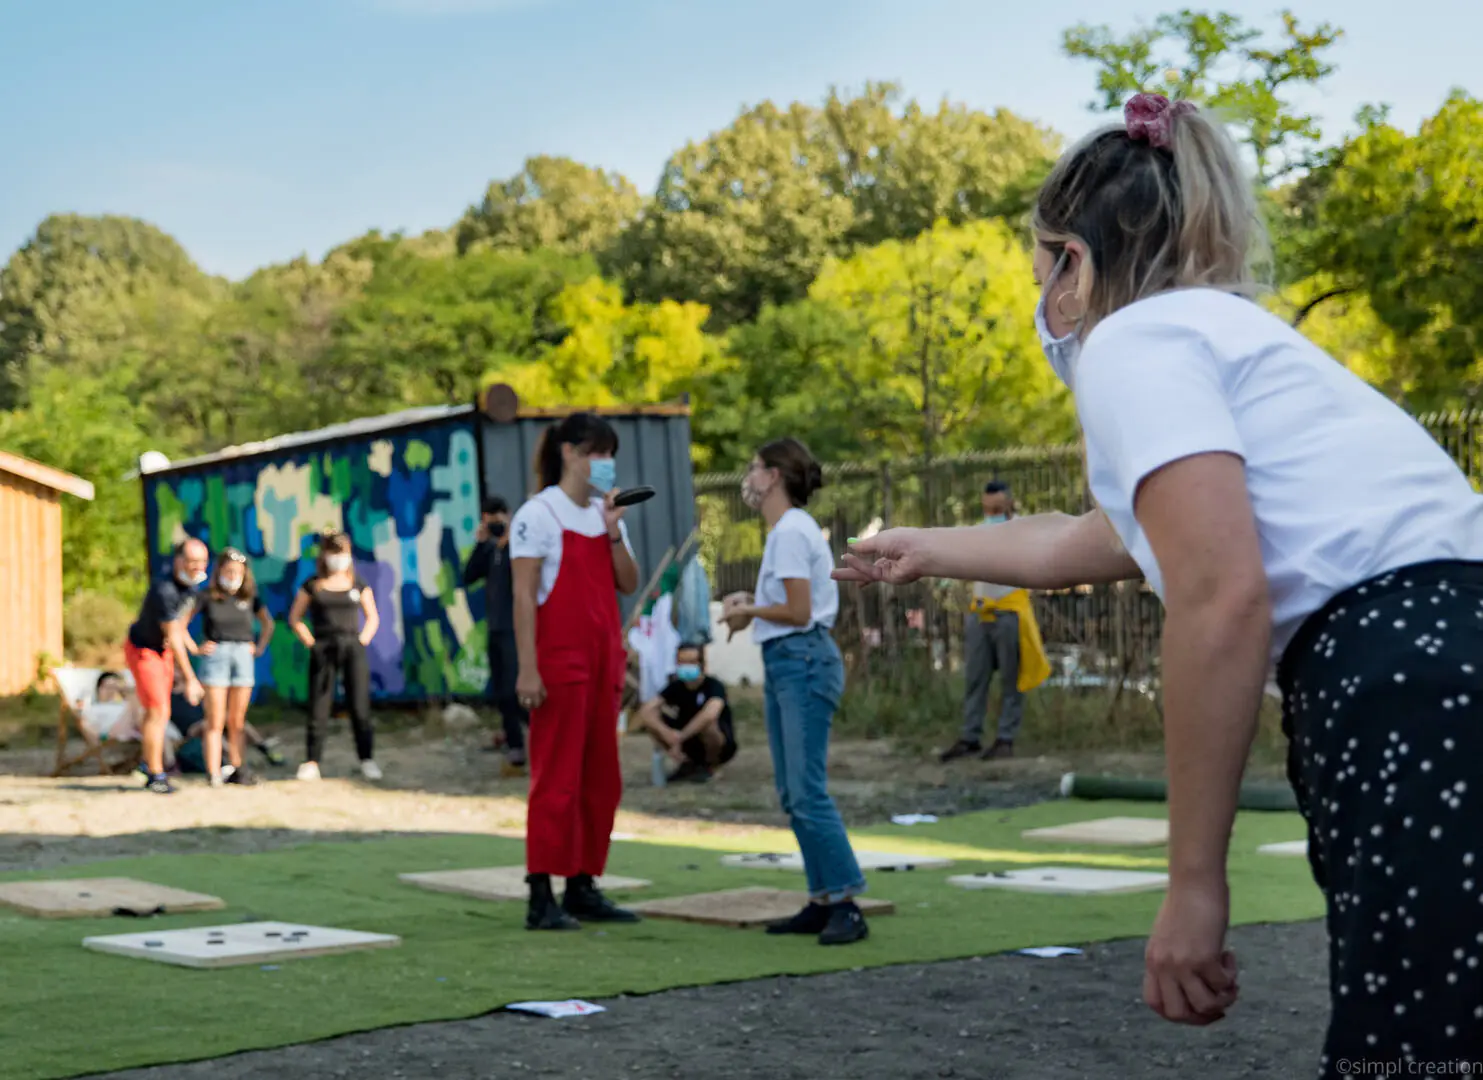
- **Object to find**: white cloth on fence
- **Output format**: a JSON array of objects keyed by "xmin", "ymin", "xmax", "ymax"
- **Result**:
[{"xmin": 627, "ymin": 593, "xmax": 680, "ymax": 702}]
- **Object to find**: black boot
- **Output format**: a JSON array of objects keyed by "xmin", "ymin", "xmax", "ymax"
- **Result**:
[
  {"xmin": 526, "ymin": 874, "xmax": 581, "ymax": 931},
  {"xmin": 818, "ymin": 900, "xmax": 869, "ymax": 945},
  {"xmin": 562, "ymin": 874, "xmax": 641, "ymax": 923}
]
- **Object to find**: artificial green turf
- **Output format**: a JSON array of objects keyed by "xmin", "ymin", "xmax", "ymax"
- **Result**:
[{"xmin": 0, "ymin": 801, "xmax": 1323, "ymax": 1080}]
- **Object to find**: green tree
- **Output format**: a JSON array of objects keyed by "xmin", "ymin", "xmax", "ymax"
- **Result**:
[
  {"xmin": 1062, "ymin": 9, "xmax": 1342, "ymax": 184},
  {"xmin": 0, "ymin": 366, "xmax": 170, "ymax": 601},
  {"xmin": 690, "ymin": 220, "xmax": 1076, "ymax": 471},
  {"xmin": 611, "ymin": 83, "xmax": 1057, "ymax": 329},
  {"xmin": 0, "ymin": 214, "xmax": 223, "ymax": 408},
  {"xmin": 324, "ymin": 243, "xmax": 596, "ymax": 409},
  {"xmin": 455, "ymin": 155, "xmax": 643, "ymax": 258},
  {"xmin": 1293, "ymin": 92, "xmax": 1483, "ymax": 407}
]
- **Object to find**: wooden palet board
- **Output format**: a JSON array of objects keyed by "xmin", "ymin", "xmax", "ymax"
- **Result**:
[
  {"xmin": 1020, "ymin": 816, "xmax": 1169, "ymax": 847},
  {"xmin": 398, "ymin": 866, "xmax": 650, "ymax": 902},
  {"xmin": 83, "ymin": 922, "xmax": 400, "ymax": 969},
  {"xmin": 0, "ymin": 878, "xmax": 225, "ymax": 919},
  {"xmin": 627, "ymin": 887, "xmax": 895, "ymax": 928}
]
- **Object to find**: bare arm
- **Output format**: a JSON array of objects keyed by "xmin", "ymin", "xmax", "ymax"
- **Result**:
[
  {"xmin": 358, "ymin": 588, "xmax": 380, "ymax": 646},
  {"xmin": 255, "ymin": 608, "xmax": 276, "ymax": 656},
  {"xmin": 512, "ymin": 558, "xmax": 542, "ymax": 681},
  {"xmin": 287, "ymin": 590, "xmax": 314, "ymax": 646},
  {"xmin": 927, "ymin": 510, "xmax": 1140, "ymax": 589},
  {"xmin": 166, "ymin": 620, "xmax": 198, "ymax": 691},
  {"xmin": 1140, "ymin": 453, "xmax": 1270, "ymax": 887},
  {"xmin": 746, "ymin": 579, "xmax": 811, "ymax": 627},
  {"xmin": 675, "ymin": 697, "xmax": 726, "ymax": 742},
  {"xmin": 611, "ymin": 535, "xmax": 639, "ymax": 594}
]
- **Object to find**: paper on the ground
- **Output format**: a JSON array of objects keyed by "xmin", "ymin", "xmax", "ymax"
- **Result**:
[
  {"xmin": 1018, "ymin": 946, "xmax": 1083, "ymax": 958},
  {"xmin": 505, "ymin": 1000, "xmax": 606, "ymax": 1018},
  {"xmin": 891, "ymin": 814, "xmax": 939, "ymax": 825}
]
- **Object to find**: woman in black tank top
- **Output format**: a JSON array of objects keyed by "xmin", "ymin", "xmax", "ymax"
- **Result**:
[{"xmin": 286, "ymin": 531, "xmax": 381, "ymax": 781}]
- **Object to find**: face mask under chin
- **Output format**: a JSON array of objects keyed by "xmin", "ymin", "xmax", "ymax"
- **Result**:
[{"xmin": 221, "ymin": 577, "xmax": 244, "ymax": 593}]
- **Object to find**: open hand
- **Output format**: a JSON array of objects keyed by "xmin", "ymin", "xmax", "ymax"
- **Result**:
[
  {"xmin": 1144, "ymin": 877, "xmax": 1239, "ymax": 1025},
  {"xmin": 833, "ymin": 528, "xmax": 933, "ymax": 586}
]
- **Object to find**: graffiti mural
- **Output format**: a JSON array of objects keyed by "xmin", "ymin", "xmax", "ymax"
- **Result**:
[{"xmin": 143, "ymin": 418, "xmax": 492, "ymax": 705}]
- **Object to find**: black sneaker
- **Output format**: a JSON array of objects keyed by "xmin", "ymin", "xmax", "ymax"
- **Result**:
[
  {"xmin": 226, "ymin": 766, "xmax": 260, "ymax": 786},
  {"xmin": 526, "ymin": 874, "xmax": 581, "ymax": 931},
  {"xmin": 981, "ymin": 738, "xmax": 1014, "ymax": 760},
  {"xmin": 561, "ymin": 874, "xmax": 641, "ymax": 923},
  {"xmin": 145, "ymin": 774, "xmax": 176, "ymax": 795},
  {"xmin": 765, "ymin": 902, "xmax": 831, "ymax": 936},
  {"xmin": 938, "ymin": 739, "xmax": 981, "ymax": 763},
  {"xmin": 668, "ymin": 759, "xmax": 712, "ymax": 784},
  {"xmin": 818, "ymin": 901, "xmax": 869, "ymax": 945}
]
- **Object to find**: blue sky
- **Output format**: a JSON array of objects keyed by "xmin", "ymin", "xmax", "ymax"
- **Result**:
[{"xmin": 1, "ymin": 0, "xmax": 1476, "ymax": 280}]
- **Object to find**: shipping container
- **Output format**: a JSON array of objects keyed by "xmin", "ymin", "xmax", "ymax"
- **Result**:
[{"xmin": 138, "ymin": 397, "xmax": 696, "ymax": 705}]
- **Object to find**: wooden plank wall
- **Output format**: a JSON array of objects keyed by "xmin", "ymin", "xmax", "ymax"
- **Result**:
[{"xmin": 0, "ymin": 474, "xmax": 63, "ymax": 695}]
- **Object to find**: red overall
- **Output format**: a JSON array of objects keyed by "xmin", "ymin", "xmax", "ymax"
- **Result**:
[{"xmin": 525, "ymin": 507, "xmax": 626, "ymax": 878}]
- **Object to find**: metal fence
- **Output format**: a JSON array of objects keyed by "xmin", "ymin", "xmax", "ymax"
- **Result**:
[{"xmin": 694, "ymin": 408, "xmax": 1483, "ymax": 689}]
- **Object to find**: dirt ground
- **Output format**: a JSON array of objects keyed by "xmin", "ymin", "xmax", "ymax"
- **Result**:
[
  {"xmin": 4, "ymin": 719, "xmax": 1325, "ymax": 1080},
  {"xmin": 90, "ymin": 921, "xmax": 1330, "ymax": 1080}
]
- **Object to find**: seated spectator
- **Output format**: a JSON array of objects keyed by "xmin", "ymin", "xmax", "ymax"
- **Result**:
[{"xmin": 634, "ymin": 644, "xmax": 736, "ymax": 783}]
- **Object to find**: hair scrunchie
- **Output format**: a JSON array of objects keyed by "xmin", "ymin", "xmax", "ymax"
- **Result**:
[{"xmin": 1124, "ymin": 92, "xmax": 1196, "ymax": 150}]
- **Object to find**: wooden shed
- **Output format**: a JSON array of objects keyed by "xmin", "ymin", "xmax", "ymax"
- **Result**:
[{"xmin": 0, "ymin": 450, "xmax": 94, "ymax": 695}]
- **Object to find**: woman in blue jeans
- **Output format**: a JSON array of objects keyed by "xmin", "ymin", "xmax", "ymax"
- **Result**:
[
  {"xmin": 194, "ymin": 548, "xmax": 275, "ymax": 787},
  {"xmin": 720, "ymin": 437, "xmax": 868, "ymax": 945}
]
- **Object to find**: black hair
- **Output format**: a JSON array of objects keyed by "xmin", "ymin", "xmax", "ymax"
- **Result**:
[
  {"xmin": 482, "ymin": 495, "xmax": 510, "ymax": 516},
  {"xmin": 757, "ymin": 437, "xmax": 824, "ymax": 507},
  {"xmin": 96, "ymin": 671, "xmax": 123, "ymax": 694},
  {"xmin": 676, "ymin": 643, "xmax": 706, "ymax": 665},
  {"xmin": 983, "ymin": 480, "xmax": 1010, "ymax": 495},
  {"xmin": 534, "ymin": 413, "xmax": 620, "ymax": 490}
]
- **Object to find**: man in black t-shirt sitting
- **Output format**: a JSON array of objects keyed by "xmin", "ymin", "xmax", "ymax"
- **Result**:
[{"xmin": 634, "ymin": 643, "xmax": 737, "ymax": 783}]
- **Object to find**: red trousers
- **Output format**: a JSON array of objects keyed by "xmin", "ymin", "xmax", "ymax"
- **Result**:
[{"xmin": 525, "ymin": 655, "xmax": 623, "ymax": 877}]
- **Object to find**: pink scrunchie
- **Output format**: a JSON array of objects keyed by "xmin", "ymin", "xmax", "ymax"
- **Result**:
[{"xmin": 1124, "ymin": 92, "xmax": 1196, "ymax": 150}]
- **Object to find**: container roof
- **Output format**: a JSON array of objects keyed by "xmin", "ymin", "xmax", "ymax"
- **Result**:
[
  {"xmin": 139, "ymin": 399, "xmax": 691, "ymax": 476},
  {"xmin": 0, "ymin": 449, "xmax": 95, "ymax": 500}
]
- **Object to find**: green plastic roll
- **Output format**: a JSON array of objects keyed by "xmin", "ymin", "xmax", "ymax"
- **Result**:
[{"xmin": 1059, "ymin": 772, "xmax": 1298, "ymax": 812}]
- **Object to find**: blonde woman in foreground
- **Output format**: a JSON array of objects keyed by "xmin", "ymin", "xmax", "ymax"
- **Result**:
[{"xmin": 836, "ymin": 93, "xmax": 1483, "ymax": 1077}]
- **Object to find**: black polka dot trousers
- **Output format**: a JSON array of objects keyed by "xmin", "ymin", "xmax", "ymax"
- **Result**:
[{"xmin": 1278, "ymin": 560, "xmax": 1483, "ymax": 1079}]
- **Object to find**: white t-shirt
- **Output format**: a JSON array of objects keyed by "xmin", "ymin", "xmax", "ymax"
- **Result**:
[
  {"xmin": 509, "ymin": 486, "xmax": 634, "ymax": 605},
  {"xmin": 1075, "ymin": 288, "xmax": 1483, "ymax": 661},
  {"xmin": 752, "ymin": 508, "xmax": 840, "ymax": 644}
]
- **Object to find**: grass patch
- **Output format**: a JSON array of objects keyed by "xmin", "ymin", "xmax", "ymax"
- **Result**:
[{"xmin": 0, "ymin": 800, "xmax": 1320, "ymax": 1080}]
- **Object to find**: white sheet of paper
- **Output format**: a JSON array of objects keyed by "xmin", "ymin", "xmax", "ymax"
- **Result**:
[
  {"xmin": 505, "ymin": 1000, "xmax": 606, "ymax": 1019},
  {"xmin": 972, "ymin": 582, "xmax": 1016, "ymax": 602}
]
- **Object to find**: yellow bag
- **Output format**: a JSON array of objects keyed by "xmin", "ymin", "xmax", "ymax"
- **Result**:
[{"xmin": 971, "ymin": 589, "xmax": 1051, "ymax": 693}]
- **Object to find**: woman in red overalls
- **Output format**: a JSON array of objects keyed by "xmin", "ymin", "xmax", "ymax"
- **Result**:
[{"xmin": 510, "ymin": 412, "xmax": 641, "ymax": 930}]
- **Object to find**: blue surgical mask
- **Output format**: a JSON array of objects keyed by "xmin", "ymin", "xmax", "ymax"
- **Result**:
[
  {"xmin": 983, "ymin": 514, "xmax": 1007, "ymax": 525},
  {"xmin": 1035, "ymin": 252, "xmax": 1082, "ymax": 390},
  {"xmin": 676, "ymin": 663, "xmax": 702, "ymax": 683},
  {"xmin": 589, "ymin": 457, "xmax": 616, "ymax": 494}
]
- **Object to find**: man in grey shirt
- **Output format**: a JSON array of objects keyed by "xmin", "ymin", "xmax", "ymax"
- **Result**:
[
  {"xmin": 941, "ymin": 481, "xmax": 1022, "ymax": 761},
  {"xmin": 464, "ymin": 495, "xmax": 527, "ymax": 775}
]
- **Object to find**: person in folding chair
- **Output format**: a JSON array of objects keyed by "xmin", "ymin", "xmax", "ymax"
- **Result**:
[
  {"xmin": 510, "ymin": 412, "xmax": 642, "ymax": 931},
  {"xmin": 124, "ymin": 538, "xmax": 209, "ymax": 794},
  {"xmin": 836, "ymin": 92, "xmax": 1483, "ymax": 1077}
]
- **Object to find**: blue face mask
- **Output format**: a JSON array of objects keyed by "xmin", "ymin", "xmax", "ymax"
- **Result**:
[
  {"xmin": 589, "ymin": 457, "xmax": 616, "ymax": 494},
  {"xmin": 1035, "ymin": 251, "xmax": 1082, "ymax": 390},
  {"xmin": 983, "ymin": 514, "xmax": 1007, "ymax": 525},
  {"xmin": 676, "ymin": 663, "xmax": 702, "ymax": 683}
]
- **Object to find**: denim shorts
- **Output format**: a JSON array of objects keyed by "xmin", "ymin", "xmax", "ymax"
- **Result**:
[{"xmin": 197, "ymin": 641, "xmax": 256, "ymax": 688}]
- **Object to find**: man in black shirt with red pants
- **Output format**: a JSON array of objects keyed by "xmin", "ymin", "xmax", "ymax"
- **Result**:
[{"xmin": 463, "ymin": 496, "xmax": 527, "ymax": 777}]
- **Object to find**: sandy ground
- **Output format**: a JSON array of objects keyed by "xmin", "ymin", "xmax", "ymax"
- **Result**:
[{"xmin": 5, "ymin": 721, "xmax": 1328, "ymax": 1080}]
